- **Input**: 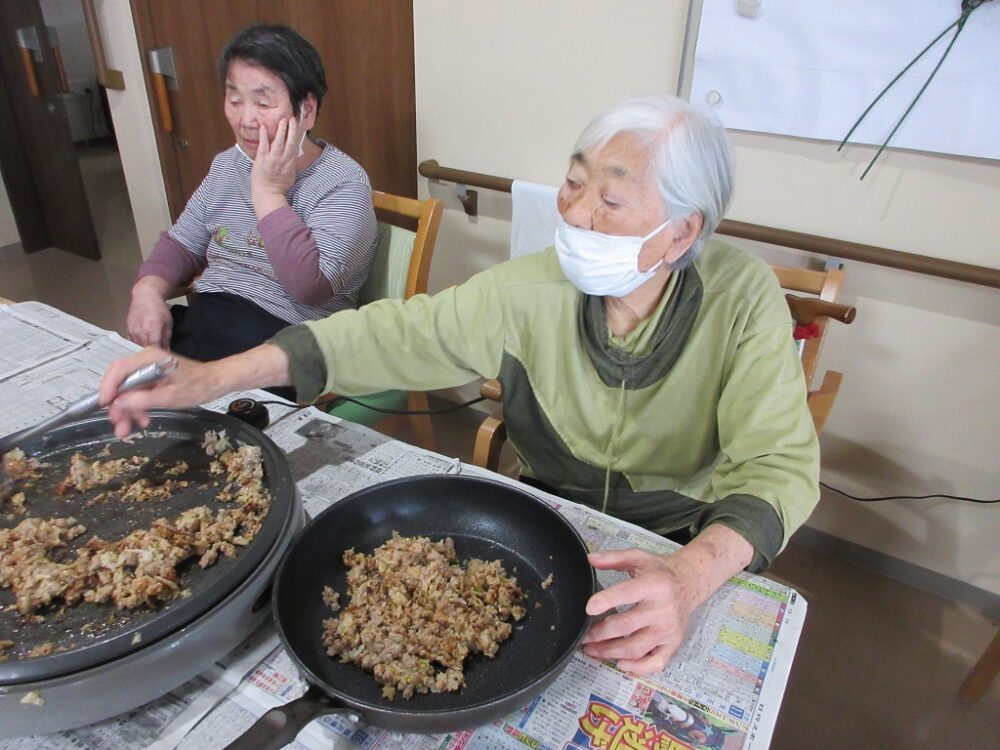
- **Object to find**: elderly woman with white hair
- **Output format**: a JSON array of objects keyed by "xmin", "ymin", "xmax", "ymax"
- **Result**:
[{"xmin": 100, "ymin": 94, "xmax": 819, "ymax": 675}]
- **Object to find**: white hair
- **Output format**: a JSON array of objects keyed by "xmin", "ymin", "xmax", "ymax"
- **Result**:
[{"xmin": 572, "ymin": 94, "xmax": 734, "ymax": 268}]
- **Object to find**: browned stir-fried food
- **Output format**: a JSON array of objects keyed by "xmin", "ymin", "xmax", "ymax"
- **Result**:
[
  {"xmin": 322, "ymin": 532, "xmax": 526, "ymax": 700},
  {"xmin": 0, "ymin": 432, "xmax": 271, "ymax": 656},
  {"xmin": 0, "ymin": 516, "xmax": 87, "ymax": 613},
  {"xmin": 58, "ymin": 453, "xmax": 150, "ymax": 494},
  {"xmin": 118, "ymin": 477, "xmax": 190, "ymax": 504},
  {"xmin": 26, "ymin": 642, "xmax": 59, "ymax": 658},
  {"xmin": 3, "ymin": 492, "xmax": 26, "ymax": 514},
  {"xmin": 2, "ymin": 448, "xmax": 43, "ymax": 481}
]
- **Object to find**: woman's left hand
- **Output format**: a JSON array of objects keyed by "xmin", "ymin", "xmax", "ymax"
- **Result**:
[
  {"xmin": 251, "ymin": 117, "xmax": 300, "ymax": 218},
  {"xmin": 581, "ymin": 525, "xmax": 755, "ymax": 675},
  {"xmin": 581, "ymin": 549, "xmax": 697, "ymax": 675}
]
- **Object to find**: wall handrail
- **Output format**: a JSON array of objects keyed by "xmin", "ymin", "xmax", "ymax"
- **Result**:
[{"xmin": 418, "ymin": 159, "xmax": 1000, "ymax": 289}]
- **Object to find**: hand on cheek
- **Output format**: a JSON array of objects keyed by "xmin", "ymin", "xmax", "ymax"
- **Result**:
[{"xmin": 251, "ymin": 117, "xmax": 297, "ymax": 219}]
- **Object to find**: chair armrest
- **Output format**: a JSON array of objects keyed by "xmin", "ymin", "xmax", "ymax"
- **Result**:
[
  {"xmin": 168, "ymin": 284, "xmax": 195, "ymax": 302},
  {"xmin": 480, "ymin": 379, "xmax": 502, "ymax": 402},
  {"xmin": 785, "ymin": 294, "xmax": 856, "ymax": 325},
  {"xmin": 806, "ymin": 370, "xmax": 843, "ymax": 435},
  {"xmin": 311, "ymin": 393, "xmax": 340, "ymax": 409},
  {"xmin": 472, "ymin": 379, "xmax": 506, "ymax": 471},
  {"xmin": 473, "ymin": 409, "xmax": 507, "ymax": 472}
]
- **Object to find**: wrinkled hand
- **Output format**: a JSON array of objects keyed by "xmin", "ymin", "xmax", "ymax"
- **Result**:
[
  {"xmin": 251, "ymin": 117, "xmax": 300, "ymax": 216},
  {"xmin": 99, "ymin": 347, "xmax": 224, "ymax": 438},
  {"xmin": 581, "ymin": 549, "xmax": 697, "ymax": 675},
  {"xmin": 127, "ymin": 284, "xmax": 172, "ymax": 348}
]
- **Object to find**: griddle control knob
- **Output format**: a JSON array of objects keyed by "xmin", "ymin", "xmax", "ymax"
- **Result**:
[{"xmin": 227, "ymin": 398, "xmax": 270, "ymax": 430}]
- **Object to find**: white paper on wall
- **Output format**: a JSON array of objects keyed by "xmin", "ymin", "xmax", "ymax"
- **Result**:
[{"xmin": 690, "ymin": 0, "xmax": 1000, "ymax": 161}]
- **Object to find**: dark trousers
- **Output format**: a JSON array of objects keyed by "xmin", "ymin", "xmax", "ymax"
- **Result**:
[
  {"xmin": 170, "ymin": 292, "xmax": 296, "ymax": 401},
  {"xmin": 518, "ymin": 475, "xmax": 694, "ymax": 547}
]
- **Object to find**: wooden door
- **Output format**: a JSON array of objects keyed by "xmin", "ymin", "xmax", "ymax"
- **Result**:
[
  {"xmin": 131, "ymin": 0, "xmax": 417, "ymax": 220},
  {"xmin": 0, "ymin": 0, "xmax": 99, "ymax": 257}
]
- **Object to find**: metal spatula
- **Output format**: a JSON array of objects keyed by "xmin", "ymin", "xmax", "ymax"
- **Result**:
[{"xmin": 0, "ymin": 357, "xmax": 178, "ymax": 456}]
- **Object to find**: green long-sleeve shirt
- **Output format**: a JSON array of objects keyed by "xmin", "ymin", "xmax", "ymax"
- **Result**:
[{"xmin": 272, "ymin": 241, "xmax": 820, "ymax": 571}]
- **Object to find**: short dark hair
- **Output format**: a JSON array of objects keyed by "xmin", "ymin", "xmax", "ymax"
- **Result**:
[{"xmin": 219, "ymin": 24, "xmax": 327, "ymax": 116}]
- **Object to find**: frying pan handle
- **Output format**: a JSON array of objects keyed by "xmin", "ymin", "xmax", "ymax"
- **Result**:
[{"xmin": 222, "ymin": 685, "xmax": 360, "ymax": 750}]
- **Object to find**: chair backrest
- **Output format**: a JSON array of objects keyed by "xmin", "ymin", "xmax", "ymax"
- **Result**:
[
  {"xmin": 770, "ymin": 264, "xmax": 845, "ymax": 391},
  {"xmin": 359, "ymin": 191, "xmax": 443, "ymax": 305}
]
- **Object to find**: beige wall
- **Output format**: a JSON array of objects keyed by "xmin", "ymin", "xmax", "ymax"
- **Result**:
[
  {"xmin": 414, "ymin": 1, "xmax": 1000, "ymax": 596},
  {"xmin": 0, "ymin": 172, "xmax": 19, "ymax": 248},
  {"xmin": 95, "ymin": 0, "xmax": 171, "ymax": 257}
]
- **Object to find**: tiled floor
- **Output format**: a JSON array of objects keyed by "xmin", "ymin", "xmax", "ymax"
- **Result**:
[
  {"xmin": 0, "ymin": 146, "xmax": 141, "ymax": 332},
  {"xmin": 1, "ymin": 150, "xmax": 997, "ymax": 749}
]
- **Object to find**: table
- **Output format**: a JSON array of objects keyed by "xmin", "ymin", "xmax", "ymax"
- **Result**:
[{"xmin": 0, "ymin": 301, "xmax": 806, "ymax": 750}]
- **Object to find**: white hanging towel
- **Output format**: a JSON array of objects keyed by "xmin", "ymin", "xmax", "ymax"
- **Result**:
[{"xmin": 510, "ymin": 180, "xmax": 560, "ymax": 259}]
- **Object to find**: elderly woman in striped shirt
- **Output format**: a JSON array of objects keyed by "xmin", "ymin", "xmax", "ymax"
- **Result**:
[{"xmin": 126, "ymin": 24, "xmax": 378, "ymax": 365}]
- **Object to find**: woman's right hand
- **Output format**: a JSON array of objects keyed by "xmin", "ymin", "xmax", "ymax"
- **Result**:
[
  {"xmin": 99, "ymin": 343, "xmax": 293, "ymax": 438},
  {"xmin": 127, "ymin": 278, "xmax": 174, "ymax": 348},
  {"xmin": 99, "ymin": 348, "xmax": 222, "ymax": 437}
]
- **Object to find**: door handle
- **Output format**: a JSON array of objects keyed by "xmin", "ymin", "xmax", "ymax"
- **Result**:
[
  {"xmin": 15, "ymin": 27, "xmax": 42, "ymax": 97},
  {"xmin": 81, "ymin": 0, "xmax": 124, "ymax": 90},
  {"xmin": 46, "ymin": 27, "xmax": 70, "ymax": 94},
  {"xmin": 148, "ymin": 47, "xmax": 178, "ymax": 134}
]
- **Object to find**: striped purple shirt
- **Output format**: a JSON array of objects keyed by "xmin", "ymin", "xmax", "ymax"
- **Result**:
[{"xmin": 141, "ymin": 141, "xmax": 378, "ymax": 324}]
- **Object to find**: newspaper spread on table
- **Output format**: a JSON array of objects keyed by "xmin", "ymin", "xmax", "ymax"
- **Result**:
[{"xmin": 1, "ymin": 303, "xmax": 806, "ymax": 750}]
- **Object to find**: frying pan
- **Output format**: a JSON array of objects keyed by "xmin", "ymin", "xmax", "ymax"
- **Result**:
[
  {"xmin": 0, "ymin": 408, "xmax": 297, "ymax": 686},
  {"xmin": 226, "ymin": 474, "xmax": 595, "ymax": 750}
]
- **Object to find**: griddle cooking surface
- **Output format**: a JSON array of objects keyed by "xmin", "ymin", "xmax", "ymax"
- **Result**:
[{"xmin": 0, "ymin": 409, "xmax": 294, "ymax": 685}]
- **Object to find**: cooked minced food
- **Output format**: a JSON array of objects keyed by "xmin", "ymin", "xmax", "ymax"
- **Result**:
[
  {"xmin": 0, "ymin": 431, "xmax": 270, "ymax": 655},
  {"xmin": 2, "ymin": 449, "xmax": 43, "ymax": 508},
  {"xmin": 58, "ymin": 453, "xmax": 150, "ymax": 494},
  {"xmin": 322, "ymin": 532, "xmax": 526, "ymax": 700},
  {"xmin": 2, "ymin": 448, "xmax": 44, "ymax": 481}
]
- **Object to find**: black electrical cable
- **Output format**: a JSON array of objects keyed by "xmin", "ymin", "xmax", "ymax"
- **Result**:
[
  {"xmin": 821, "ymin": 481, "xmax": 999, "ymax": 504},
  {"xmin": 253, "ymin": 396, "xmax": 487, "ymax": 416}
]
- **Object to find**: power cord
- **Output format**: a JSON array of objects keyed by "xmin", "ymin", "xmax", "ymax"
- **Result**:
[
  {"xmin": 821, "ymin": 481, "xmax": 999, "ymax": 504},
  {"xmin": 253, "ymin": 396, "xmax": 487, "ymax": 416}
]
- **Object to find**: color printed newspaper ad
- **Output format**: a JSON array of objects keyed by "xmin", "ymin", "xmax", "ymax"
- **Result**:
[{"xmin": 1, "ymin": 304, "xmax": 805, "ymax": 750}]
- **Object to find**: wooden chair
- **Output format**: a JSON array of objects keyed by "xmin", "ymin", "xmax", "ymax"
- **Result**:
[
  {"xmin": 316, "ymin": 191, "xmax": 443, "ymax": 449},
  {"xmin": 960, "ymin": 629, "xmax": 1000, "ymax": 703},
  {"xmin": 472, "ymin": 262, "xmax": 856, "ymax": 472},
  {"xmin": 172, "ymin": 192, "xmax": 444, "ymax": 450},
  {"xmin": 772, "ymin": 264, "xmax": 855, "ymax": 435}
]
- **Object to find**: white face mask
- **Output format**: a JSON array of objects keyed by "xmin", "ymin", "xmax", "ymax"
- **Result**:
[{"xmin": 554, "ymin": 217, "xmax": 672, "ymax": 297}]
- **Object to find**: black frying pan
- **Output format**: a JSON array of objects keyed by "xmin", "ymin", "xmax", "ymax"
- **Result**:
[{"xmin": 226, "ymin": 474, "xmax": 595, "ymax": 749}]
